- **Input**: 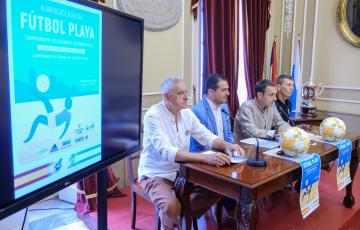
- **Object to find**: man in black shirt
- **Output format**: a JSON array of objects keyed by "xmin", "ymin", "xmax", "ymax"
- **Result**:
[{"xmin": 275, "ymin": 75, "xmax": 294, "ymax": 122}]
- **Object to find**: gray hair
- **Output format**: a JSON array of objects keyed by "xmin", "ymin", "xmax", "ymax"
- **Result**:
[
  {"xmin": 276, "ymin": 74, "xmax": 294, "ymax": 85},
  {"xmin": 161, "ymin": 77, "xmax": 183, "ymax": 94}
]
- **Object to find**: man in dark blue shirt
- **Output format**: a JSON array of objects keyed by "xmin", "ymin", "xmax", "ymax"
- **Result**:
[{"xmin": 275, "ymin": 75, "xmax": 294, "ymax": 123}]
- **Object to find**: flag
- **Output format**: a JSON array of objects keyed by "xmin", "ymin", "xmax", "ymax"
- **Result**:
[
  {"xmin": 290, "ymin": 38, "xmax": 301, "ymax": 112},
  {"xmin": 269, "ymin": 38, "xmax": 278, "ymax": 82}
]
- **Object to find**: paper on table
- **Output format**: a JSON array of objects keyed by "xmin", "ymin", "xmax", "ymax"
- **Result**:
[
  {"xmin": 240, "ymin": 138, "xmax": 279, "ymax": 148},
  {"xmin": 200, "ymin": 150, "xmax": 247, "ymax": 164},
  {"xmin": 263, "ymin": 147, "xmax": 313, "ymax": 163},
  {"xmin": 230, "ymin": 156, "xmax": 247, "ymax": 164},
  {"xmin": 306, "ymin": 132, "xmax": 346, "ymax": 146}
]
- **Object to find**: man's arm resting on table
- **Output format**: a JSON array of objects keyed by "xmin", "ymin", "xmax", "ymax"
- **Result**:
[
  {"xmin": 175, "ymin": 149, "xmax": 231, "ymax": 167},
  {"xmin": 212, "ymin": 138, "xmax": 245, "ymax": 157}
]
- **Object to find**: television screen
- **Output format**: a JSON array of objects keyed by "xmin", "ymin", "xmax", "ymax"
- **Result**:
[{"xmin": 0, "ymin": 0, "xmax": 143, "ymax": 219}]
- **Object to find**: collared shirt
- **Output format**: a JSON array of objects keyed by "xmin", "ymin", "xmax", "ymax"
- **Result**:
[
  {"xmin": 234, "ymin": 99, "xmax": 291, "ymax": 140},
  {"xmin": 138, "ymin": 101, "xmax": 218, "ymax": 182},
  {"xmin": 205, "ymin": 97, "xmax": 224, "ymax": 139},
  {"xmin": 275, "ymin": 95, "xmax": 292, "ymax": 122}
]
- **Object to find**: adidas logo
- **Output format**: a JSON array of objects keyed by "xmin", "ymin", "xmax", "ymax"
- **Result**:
[{"xmin": 50, "ymin": 144, "xmax": 59, "ymax": 153}]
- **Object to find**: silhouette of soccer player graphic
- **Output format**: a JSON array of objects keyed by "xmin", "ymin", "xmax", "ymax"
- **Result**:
[
  {"xmin": 338, "ymin": 159, "xmax": 346, "ymax": 178},
  {"xmin": 56, "ymin": 97, "xmax": 72, "ymax": 139},
  {"xmin": 301, "ymin": 179, "xmax": 313, "ymax": 202},
  {"xmin": 24, "ymin": 71, "xmax": 72, "ymax": 143}
]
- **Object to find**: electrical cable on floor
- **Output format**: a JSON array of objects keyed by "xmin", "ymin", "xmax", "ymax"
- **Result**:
[
  {"xmin": 21, "ymin": 207, "xmax": 28, "ymax": 230},
  {"xmin": 28, "ymin": 207, "xmax": 74, "ymax": 211},
  {"xmin": 33, "ymin": 198, "xmax": 74, "ymax": 206}
]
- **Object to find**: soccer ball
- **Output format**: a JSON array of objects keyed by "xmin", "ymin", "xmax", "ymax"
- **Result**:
[
  {"xmin": 279, "ymin": 127, "xmax": 310, "ymax": 157},
  {"xmin": 319, "ymin": 117, "xmax": 346, "ymax": 142}
]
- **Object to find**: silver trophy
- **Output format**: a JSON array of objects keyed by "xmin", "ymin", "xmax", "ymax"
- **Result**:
[{"xmin": 300, "ymin": 81, "xmax": 324, "ymax": 117}]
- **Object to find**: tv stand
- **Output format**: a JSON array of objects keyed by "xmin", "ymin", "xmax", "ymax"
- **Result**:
[{"xmin": 97, "ymin": 168, "xmax": 108, "ymax": 230}]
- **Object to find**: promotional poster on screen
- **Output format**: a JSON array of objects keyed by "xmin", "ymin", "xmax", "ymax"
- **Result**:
[
  {"xmin": 299, "ymin": 153, "xmax": 321, "ymax": 219},
  {"xmin": 6, "ymin": 0, "xmax": 102, "ymax": 198}
]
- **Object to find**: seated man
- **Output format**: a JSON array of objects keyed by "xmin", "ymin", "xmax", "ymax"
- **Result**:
[
  {"xmin": 275, "ymin": 74, "xmax": 294, "ymax": 123},
  {"xmin": 190, "ymin": 74, "xmax": 236, "ymax": 152},
  {"xmin": 138, "ymin": 77, "xmax": 243, "ymax": 230},
  {"xmin": 234, "ymin": 79, "xmax": 291, "ymax": 141},
  {"xmin": 189, "ymin": 73, "xmax": 244, "ymax": 219}
]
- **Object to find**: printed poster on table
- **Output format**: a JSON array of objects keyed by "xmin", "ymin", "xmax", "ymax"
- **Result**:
[
  {"xmin": 299, "ymin": 153, "xmax": 321, "ymax": 219},
  {"xmin": 335, "ymin": 139, "xmax": 352, "ymax": 190},
  {"xmin": 307, "ymin": 133, "xmax": 353, "ymax": 191}
]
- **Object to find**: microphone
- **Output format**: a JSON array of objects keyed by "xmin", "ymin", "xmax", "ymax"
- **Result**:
[
  {"xmin": 243, "ymin": 126, "xmax": 267, "ymax": 167},
  {"xmin": 221, "ymin": 107, "xmax": 235, "ymax": 120},
  {"xmin": 222, "ymin": 108, "xmax": 266, "ymax": 167},
  {"xmin": 277, "ymin": 105, "xmax": 296, "ymax": 126}
]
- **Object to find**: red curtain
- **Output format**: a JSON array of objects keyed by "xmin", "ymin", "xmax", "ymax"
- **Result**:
[
  {"xmin": 242, "ymin": 0, "xmax": 272, "ymax": 99},
  {"xmin": 203, "ymin": 0, "xmax": 239, "ymax": 116},
  {"xmin": 74, "ymin": 167, "xmax": 125, "ymax": 216}
]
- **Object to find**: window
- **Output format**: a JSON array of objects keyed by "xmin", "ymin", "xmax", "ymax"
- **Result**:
[
  {"xmin": 237, "ymin": 0, "xmax": 248, "ymax": 105},
  {"xmin": 194, "ymin": 0, "xmax": 248, "ymax": 106}
]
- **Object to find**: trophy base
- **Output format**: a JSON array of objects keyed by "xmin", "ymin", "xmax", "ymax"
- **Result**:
[
  {"xmin": 300, "ymin": 105, "xmax": 317, "ymax": 117},
  {"xmin": 299, "ymin": 112, "xmax": 317, "ymax": 117}
]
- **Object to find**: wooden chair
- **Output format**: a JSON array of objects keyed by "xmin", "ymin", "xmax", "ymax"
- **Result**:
[{"xmin": 127, "ymin": 153, "xmax": 198, "ymax": 230}]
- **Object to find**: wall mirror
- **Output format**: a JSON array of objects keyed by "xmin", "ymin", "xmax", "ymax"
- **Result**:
[{"xmin": 337, "ymin": 0, "xmax": 360, "ymax": 47}]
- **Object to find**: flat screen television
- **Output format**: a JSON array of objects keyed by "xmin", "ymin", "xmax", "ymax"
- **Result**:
[{"xmin": 0, "ymin": 0, "xmax": 143, "ymax": 219}]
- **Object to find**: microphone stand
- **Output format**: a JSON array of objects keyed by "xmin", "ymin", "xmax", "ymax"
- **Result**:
[
  {"xmin": 246, "ymin": 131, "xmax": 267, "ymax": 167},
  {"xmin": 222, "ymin": 108, "xmax": 266, "ymax": 167},
  {"xmin": 221, "ymin": 108, "xmax": 235, "ymax": 121},
  {"xmin": 278, "ymin": 105, "xmax": 296, "ymax": 126}
]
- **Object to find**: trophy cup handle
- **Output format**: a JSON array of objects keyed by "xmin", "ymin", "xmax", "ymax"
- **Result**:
[{"xmin": 315, "ymin": 83, "xmax": 325, "ymax": 98}]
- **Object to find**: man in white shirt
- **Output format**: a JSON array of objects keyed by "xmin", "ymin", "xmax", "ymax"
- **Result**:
[{"xmin": 138, "ymin": 77, "xmax": 243, "ymax": 230}]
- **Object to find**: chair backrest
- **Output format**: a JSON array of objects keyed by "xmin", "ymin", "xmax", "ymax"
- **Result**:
[
  {"xmin": 127, "ymin": 123, "xmax": 143, "ymax": 188},
  {"xmin": 127, "ymin": 152, "xmax": 140, "ymax": 190}
]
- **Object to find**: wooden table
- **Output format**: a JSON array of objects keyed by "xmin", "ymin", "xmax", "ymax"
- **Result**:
[
  {"xmin": 291, "ymin": 111, "xmax": 329, "ymax": 126},
  {"xmin": 177, "ymin": 125, "xmax": 360, "ymax": 230}
]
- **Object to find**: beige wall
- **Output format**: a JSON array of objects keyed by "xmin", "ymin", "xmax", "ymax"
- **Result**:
[
  {"xmin": 107, "ymin": 0, "xmax": 193, "ymax": 109},
  {"xmin": 135, "ymin": 0, "xmax": 193, "ymax": 111},
  {"xmin": 266, "ymin": 0, "xmax": 360, "ymax": 116},
  {"xmin": 313, "ymin": 0, "xmax": 360, "ymax": 115},
  {"xmin": 106, "ymin": 0, "xmax": 194, "ymax": 187},
  {"xmin": 265, "ymin": 0, "xmax": 316, "ymax": 84}
]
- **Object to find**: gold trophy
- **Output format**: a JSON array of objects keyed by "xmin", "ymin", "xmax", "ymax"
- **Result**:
[{"xmin": 300, "ymin": 81, "xmax": 324, "ymax": 117}]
